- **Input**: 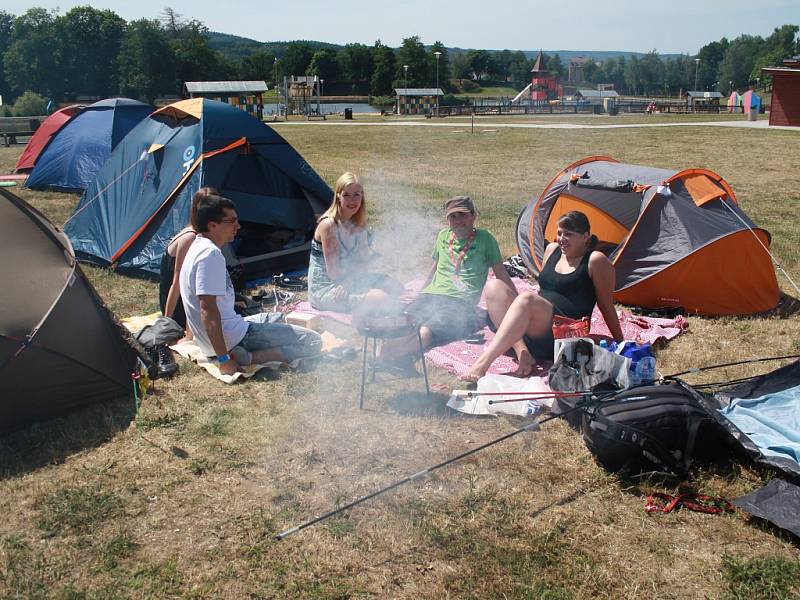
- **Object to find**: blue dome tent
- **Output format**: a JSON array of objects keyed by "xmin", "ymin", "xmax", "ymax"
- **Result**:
[
  {"xmin": 25, "ymin": 98, "xmax": 153, "ymax": 193},
  {"xmin": 64, "ymin": 98, "xmax": 332, "ymax": 281}
]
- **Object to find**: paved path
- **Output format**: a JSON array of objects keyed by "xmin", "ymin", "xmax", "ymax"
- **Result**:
[{"xmin": 273, "ymin": 118, "xmax": 799, "ymax": 132}]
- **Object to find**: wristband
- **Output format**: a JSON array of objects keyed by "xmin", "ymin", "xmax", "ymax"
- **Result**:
[{"xmin": 217, "ymin": 353, "xmax": 231, "ymax": 364}]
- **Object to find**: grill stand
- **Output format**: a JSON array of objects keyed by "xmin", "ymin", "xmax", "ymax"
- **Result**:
[{"xmin": 358, "ymin": 325, "xmax": 430, "ymax": 409}]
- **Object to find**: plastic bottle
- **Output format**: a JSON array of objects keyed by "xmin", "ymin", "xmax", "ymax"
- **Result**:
[{"xmin": 616, "ymin": 341, "xmax": 655, "ymax": 385}]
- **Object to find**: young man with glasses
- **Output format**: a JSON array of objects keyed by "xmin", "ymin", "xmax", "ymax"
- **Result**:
[{"xmin": 179, "ymin": 193, "xmax": 321, "ymax": 376}]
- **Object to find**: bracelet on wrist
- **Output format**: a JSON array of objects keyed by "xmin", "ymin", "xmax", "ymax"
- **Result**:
[{"xmin": 217, "ymin": 353, "xmax": 231, "ymax": 364}]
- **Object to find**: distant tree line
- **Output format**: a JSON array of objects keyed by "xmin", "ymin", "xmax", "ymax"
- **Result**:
[{"xmin": 0, "ymin": 6, "xmax": 797, "ymax": 112}]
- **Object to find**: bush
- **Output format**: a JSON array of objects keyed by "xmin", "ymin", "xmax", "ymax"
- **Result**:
[
  {"xmin": 369, "ymin": 95, "xmax": 394, "ymax": 108},
  {"xmin": 12, "ymin": 91, "xmax": 47, "ymax": 117},
  {"xmin": 441, "ymin": 94, "xmax": 469, "ymax": 107},
  {"xmin": 458, "ymin": 79, "xmax": 481, "ymax": 92}
]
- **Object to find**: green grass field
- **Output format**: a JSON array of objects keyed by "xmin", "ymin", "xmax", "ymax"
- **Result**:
[{"xmin": 1, "ymin": 114, "xmax": 799, "ymax": 599}]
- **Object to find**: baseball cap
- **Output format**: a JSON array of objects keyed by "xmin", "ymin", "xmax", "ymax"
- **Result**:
[{"xmin": 444, "ymin": 196, "xmax": 476, "ymax": 217}]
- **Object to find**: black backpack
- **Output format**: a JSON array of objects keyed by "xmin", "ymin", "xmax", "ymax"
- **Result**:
[{"xmin": 581, "ymin": 381, "xmax": 730, "ymax": 479}]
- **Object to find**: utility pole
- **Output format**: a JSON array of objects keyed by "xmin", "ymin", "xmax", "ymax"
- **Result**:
[
  {"xmin": 434, "ymin": 51, "xmax": 442, "ymax": 117},
  {"xmin": 403, "ymin": 64, "xmax": 409, "ymax": 115}
]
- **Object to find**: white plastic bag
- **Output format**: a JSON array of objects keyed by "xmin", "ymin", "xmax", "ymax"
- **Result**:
[{"xmin": 447, "ymin": 374, "xmax": 551, "ymax": 416}]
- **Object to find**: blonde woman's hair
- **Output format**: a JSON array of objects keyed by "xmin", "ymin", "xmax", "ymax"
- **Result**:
[{"xmin": 320, "ymin": 172, "xmax": 367, "ymax": 228}]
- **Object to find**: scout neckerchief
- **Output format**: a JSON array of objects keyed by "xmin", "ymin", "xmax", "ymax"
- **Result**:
[{"xmin": 449, "ymin": 228, "xmax": 476, "ymax": 291}]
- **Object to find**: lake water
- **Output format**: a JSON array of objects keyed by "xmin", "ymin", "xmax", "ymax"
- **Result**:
[{"xmin": 263, "ymin": 102, "xmax": 380, "ymax": 115}]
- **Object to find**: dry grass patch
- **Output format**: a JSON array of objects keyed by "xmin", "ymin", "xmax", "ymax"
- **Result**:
[{"xmin": 1, "ymin": 120, "xmax": 800, "ymax": 598}]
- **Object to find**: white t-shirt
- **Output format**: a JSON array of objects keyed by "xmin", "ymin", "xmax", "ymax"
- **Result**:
[{"xmin": 179, "ymin": 235, "xmax": 248, "ymax": 357}]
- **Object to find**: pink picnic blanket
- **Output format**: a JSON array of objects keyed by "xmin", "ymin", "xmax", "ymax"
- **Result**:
[{"xmin": 294, "ymin": 277, "xmax": 688, "ymax": 378}]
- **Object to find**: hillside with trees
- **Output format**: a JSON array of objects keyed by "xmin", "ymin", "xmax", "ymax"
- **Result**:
[{"xmin": 0, "ymin": 6, "xmax": 797, "ymax": 114}]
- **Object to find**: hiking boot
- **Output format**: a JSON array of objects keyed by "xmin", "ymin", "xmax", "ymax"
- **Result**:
[{"xmin": 148, "ymin": 344, "xmax": 178, "ymax": 379}]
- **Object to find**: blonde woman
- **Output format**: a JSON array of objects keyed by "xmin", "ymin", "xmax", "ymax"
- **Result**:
[{"xmin": 308, "ymin": 172, "xmax": 402, "ymax": 312}]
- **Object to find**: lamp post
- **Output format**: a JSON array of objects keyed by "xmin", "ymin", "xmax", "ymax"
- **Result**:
[
  {"xmin": 273, "ymin": 57, "xmax": 279, "ymax": 115},
  {"xmin": 403, "ymin": 64, "xmax": 408, "ymax": 115},
  {"xmin": 693, "ymin": 58, "xmax": 700, "ymax": 112},
  {"xmin": 320, "ymin": 79, "xmax": 324, "ymax": 115},
  {"xmin": 434, "ymin": 51, "xmax": 442, "ymax": 117},
  {"xmin": 728, "ymin": 80, "xmax": 733, "ymax": 94}
]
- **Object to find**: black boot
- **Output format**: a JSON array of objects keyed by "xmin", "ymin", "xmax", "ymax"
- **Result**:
[{"xmin": 148, "ymin": 344, "xmax": 178, "ymax": 379}]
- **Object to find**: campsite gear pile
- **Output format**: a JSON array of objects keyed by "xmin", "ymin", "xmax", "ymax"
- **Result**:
[
  {"xmin": 548, "ymin": 338, "xmax": 633, "ymax": 393},
  {"xmin": 582, "ymin": 381, "xmax": 732, "ymax": 479},
  {"xmin": 134, "ymin": 316, "xmax": 183, "ymax": 379},
  {"xmin": 353, "ymin": 312, "xmax": 430, "ymax": 409},
  {"xmin": 63, "ymin": 98, "xmax": 332, "ymax": 280},
  {"xmin": 516, "ymin": 157, "xmax": 780, "ymax": 315},
  {"xmin": 0, "ymin": 187, "xmax": 142, "ymax": 431}
]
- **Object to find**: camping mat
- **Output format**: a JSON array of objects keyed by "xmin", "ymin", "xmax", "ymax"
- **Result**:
[
  {"xmin": 170, "ymin": 339, "xmax": 287, "ymax": 384},
  {"xmin": 0, "ymin": 181, "xmax": 17, "ymax": 187},
  {"xmin": 719, "ymin": 384, "xmax": 800, "ymax": 465},
  {"xmin": 0, "ymin": 174, "xmax": 28, "ymax": 181},
  {"xmin": 293, "ymin": 276, "xmax": 689, "ymax": 378},
  {"xmin": 121, "ymin": 312, "xmax": 286, "ymax": 384}
]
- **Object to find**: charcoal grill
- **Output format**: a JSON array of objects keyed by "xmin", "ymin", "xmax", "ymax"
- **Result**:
[{"xmin": 354, "ymin": 312, "xmax": 430, "ymax": 409}]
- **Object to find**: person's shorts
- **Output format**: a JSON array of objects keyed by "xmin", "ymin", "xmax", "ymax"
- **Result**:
[
  {"xmin": 230, "ymin": 313, "xmax": 322, "ymax": 365},
  {"xmin": 407, "ymin": 293, "xmax": 483, "ymax": 347},
  {"xmin": 486, "ymin": 313, "xmax": 555, "ymax": 362}
]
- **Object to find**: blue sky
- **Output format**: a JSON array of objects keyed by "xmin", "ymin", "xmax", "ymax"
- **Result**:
[{"xmin": 5, "ymin": 0, "xmax": 800, "ymax": 54}]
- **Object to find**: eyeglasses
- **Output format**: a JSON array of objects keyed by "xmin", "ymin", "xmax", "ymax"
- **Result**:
[{"xmin": 218, "ymin": 217, "xmax": 239, "ymax": 224}]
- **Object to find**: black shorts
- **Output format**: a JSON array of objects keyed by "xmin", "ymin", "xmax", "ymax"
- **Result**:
[
  {"xmin": 407, "ymin": 293, "xmax": 483, "ymax": 347},
  {"xmin": 486, "ymin": 314, "xmax": 555, "ymax": 362}
]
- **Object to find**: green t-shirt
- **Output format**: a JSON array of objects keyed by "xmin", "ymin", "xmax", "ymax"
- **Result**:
[{"xmin": 421, "ymin": 228, "xmax": 502, "ymax": 304}]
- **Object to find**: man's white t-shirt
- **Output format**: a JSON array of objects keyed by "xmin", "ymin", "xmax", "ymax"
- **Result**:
[{"xmin": 179, "ymin": 236, "xmax": 248, "ymax": 357}]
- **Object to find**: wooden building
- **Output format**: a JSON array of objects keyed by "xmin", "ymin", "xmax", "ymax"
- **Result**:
[
  {"xmin": 184, "ymin": 81, "xmax": 267, "ymax": 119},
  {"xmin": 683, "ymin": 91, "xmax": 723, "ymax": 111},
  {"xmin": 393, "ymin": 88, "xmax": 443, "ymax": 115},
  {"xmin": 762, "ymin": 56, "xmax": 800, "ymax": 127}
]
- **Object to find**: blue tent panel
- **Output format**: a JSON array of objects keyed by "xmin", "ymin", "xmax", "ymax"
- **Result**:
[{"xmin": 26, "ymin": 98, "xmax": 153, "ymax": 193}]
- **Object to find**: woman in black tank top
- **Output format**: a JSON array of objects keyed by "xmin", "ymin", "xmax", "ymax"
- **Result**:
[{"xmin": 464, "ymin": 211, "xmax": 624, "ymax": 382}]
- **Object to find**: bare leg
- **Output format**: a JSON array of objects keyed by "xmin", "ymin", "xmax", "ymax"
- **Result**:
[
  {"xmin": 483, "ymin": 279, "xmax": 537, "ymax": 377},
  {"xmin": 463, "ymin": 292, "xmax": 553, "ymax": 382}
]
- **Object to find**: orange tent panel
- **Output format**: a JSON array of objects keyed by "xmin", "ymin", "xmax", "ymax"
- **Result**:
[
  {"xmin": 614, "ymin": 229, "xmax": 778, "ymax": 315},
  {"xmin": 681, "ymin": 173, "xmax": 727, "ymax": 207},
  {"xmin": 544, "ymin": 194, "xmax": 630, "ymax": 245}
]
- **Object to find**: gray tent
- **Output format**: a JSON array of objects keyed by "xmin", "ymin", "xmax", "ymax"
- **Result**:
[
  {"xmin": 0, "ymin": 187, "xmax": 141, "ymax": 431},
  {"xmin": 516, "ymin": 157, "xmax": 779, "ymax": 315}
]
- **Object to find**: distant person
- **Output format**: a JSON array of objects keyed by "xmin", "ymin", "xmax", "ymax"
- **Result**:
[
  {"xmin": 381, "ymin": 196, "xmax": 518, "ymax": 360},
  {"xmin": 308, "ymin": 172, "xmax": 403, "ymax": 314},
  {"xmin": 463, "ymin": 210, "xmax": 624, "ymax": 381},
  {"xmin": 180, "ymin": 193, "xmax": 321, "ymax": 375},
  {"xmin": 159, "ymin": 187, "xmax": 219, "ymax": 339}
]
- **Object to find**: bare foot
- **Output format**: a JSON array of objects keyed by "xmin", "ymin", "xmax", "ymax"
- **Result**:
[
  {"xmin": 513, "ymin": 350, "xmax": 535, "ymax": 378},
  {"xmin": 461, "ymin": 362, "xmax": 489, "ymax": 383}
]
